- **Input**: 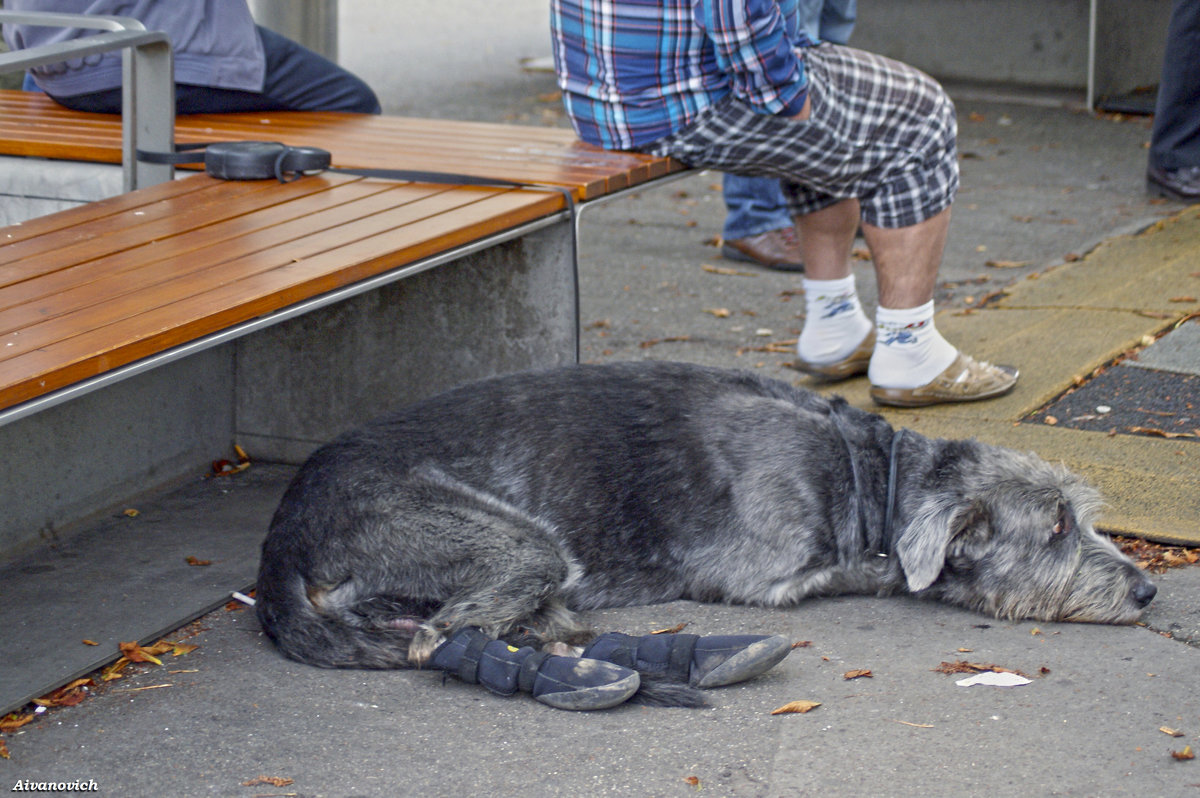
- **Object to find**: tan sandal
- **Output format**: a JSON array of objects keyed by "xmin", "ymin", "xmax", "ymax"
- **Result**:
[
  {"xmin": 790, "ymin": 330, "xmax": 875, "ymax": 382},
  {"xmin": 870, "ymin": 351, "xmax": 1018, "ymax": 407}
]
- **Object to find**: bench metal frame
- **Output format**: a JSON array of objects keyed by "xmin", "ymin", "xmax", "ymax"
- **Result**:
[{"xmin": 0, "ymin": 10, "xmax": 174, "ymax": 190}]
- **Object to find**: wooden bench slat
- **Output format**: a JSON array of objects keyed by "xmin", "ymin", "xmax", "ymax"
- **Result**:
[
  {"xmin": 0, "ymin": 179, "xmax": 523, "ymax": 344},
  {"xmin": 0, "ymin": 176, "xmax": 344, "ymax": 278},
  {"xmin": 0, "ymin": 179, "xmax": 405, "ymax": 328},
  {"xmin": 0, "ymin": 186, "xmax": 561, "ymax": 409},
  {"xmin": 0, "ymin": 176, "xmax": 216, "ymax": 249}
]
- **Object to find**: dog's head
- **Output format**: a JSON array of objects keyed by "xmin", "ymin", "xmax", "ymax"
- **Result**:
[{"xmin": 892, "ymin": 439, "xmax": 1156, "ymax": 624}]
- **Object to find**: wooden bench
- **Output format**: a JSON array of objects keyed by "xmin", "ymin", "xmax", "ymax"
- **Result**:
[{"xmin": 0, "ymin": 92, "xmax": 688, "ymax": 559}]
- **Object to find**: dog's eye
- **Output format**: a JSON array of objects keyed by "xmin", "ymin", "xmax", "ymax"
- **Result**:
[{"xmin": 1051, "ymin": 503, "xmax": 1072, "ymax": 537}]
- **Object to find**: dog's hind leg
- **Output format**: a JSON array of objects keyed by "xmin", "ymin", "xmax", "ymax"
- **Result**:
[
  {"xmin": 395, "ymin": 468, "xmax": 591, "ymax": 665},
  {"xmin": 258, "ymin": 465, "xmax": 589, "ymax": 670}
]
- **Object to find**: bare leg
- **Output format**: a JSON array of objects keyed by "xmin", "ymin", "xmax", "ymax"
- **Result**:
[
  {"xmin": 794, "ymin": 198, "xmax": 859, "ymax": 279},
  {"xmin": 861, "ymin": 207, "xmax": 952, "ymax": 308},
  {"xmin": 793, "ymin": 199, "xmax": 873, "ymax": 369}
]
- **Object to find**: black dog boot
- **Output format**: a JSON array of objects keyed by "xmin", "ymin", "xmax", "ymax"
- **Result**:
[
  {"xmin": 430, "ymin": 628, "xmax": 640, "ymax": 711},
  {"xmin": 582, "ymin": 632, "xmax": 792, "ymax": 689}
]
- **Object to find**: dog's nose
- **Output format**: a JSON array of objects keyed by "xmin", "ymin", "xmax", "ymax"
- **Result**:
[{"xmin": 1132, "ymin": 579, "xmax": 1157, "ymax": 608}]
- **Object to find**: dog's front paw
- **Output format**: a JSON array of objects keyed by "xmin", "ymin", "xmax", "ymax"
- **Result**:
[
  {"xmin": 543, "ymin": 641, "xmax": 582, "ymax": 657},
  {"xmin": 407, "ymin": 627, "xmax": 446, "ymax": 666}
]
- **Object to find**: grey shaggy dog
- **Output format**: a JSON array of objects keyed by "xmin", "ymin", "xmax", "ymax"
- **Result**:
[{"xmin": 255, "ymin": 361, "xmax": 1156, "ymax": 671}]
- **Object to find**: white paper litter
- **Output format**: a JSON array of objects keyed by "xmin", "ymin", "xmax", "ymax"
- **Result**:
[
  {"xmin": 231, "ymin": 591, "xmax": 257, "ymax": 607},
  {"xmin": 955, "ymin": 671, "xmax": 1032, "ymax": 688}
]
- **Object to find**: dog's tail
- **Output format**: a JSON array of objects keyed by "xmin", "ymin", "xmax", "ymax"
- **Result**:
[
  {"xmin": 629, "ymin": 675, "xmax": 708, "ymax": 708},
  {"xmin": 255, "ymin": 569, "xmax": 425, "ymax": 670}
]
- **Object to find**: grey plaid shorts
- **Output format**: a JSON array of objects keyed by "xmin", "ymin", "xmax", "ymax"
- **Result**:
[{"xmin": 642, "ymin": 44, "xmax": 959, "ymax": 229}]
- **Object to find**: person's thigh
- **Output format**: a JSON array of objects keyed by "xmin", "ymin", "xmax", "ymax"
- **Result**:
[
  {"xmin": 649, "ymin": 45, "xmax": 958, "ymax": 229},
  {"xmin": 255, "ymin": 25, "xmax": 380, "ymax": 113}
]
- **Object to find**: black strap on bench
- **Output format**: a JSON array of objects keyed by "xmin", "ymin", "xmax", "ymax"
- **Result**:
[{"xmin": 138, "ymin": 141, "xmax": 581, "ymax": 360}]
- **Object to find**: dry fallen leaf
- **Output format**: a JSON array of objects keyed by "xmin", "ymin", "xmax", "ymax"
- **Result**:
[
  {"xmin": 933, "ymin": 660, "xmax": 1030, "ymax": 679},
  {"xmin": 1117, "ymin": 536, "xmax": 1200, "ymax": 573},
  {"xmin": 702, "ymin": 264, "xmax": 758, "ymax": 277},
  {"xmin": 241, "ymin": 776, "xmax": 295, "ymax": 787},
  {"xmin": 843, "ymin": 669, "xmax": 873, "ymax": 680},
  {"xmin": 650, "ymin": 622, "xmax": 688, "ymax": 635},
  {"xmin": 792, "ymin": 640, "xmax": 812, "ymax": 648},
  {"xmin": 0, "ymin": 738, "xmax": 8, "ymax": 759},
  {"xmin": 185, "ymin": 556, "xmax": 212, "ymax": 567},
  {"xmin": 101, "ymin": 660, "xmax": 131, "ymax": 681},
  {"xmin": 985, "ymin": 259, "xmax": 1031, "ymax": 269},
  {"xmin": 771, "ymin": 700, "xmax": 821, "ymax": 715},
  {"xmin": 172, "ymin": 642, "xmax": 199, "ymax": 657},
  {"xmin": 683, "ymin": 776, "xmax": 701, "ymax": 787},
  {"xmin": 1127, "ymin": 426, "xmax": 1196, "ymax": 439},
  {"xmin": 1160, "ymin": 726, "xmax": 1185, "ymax": 738},
  {"xmin": 0, "ymin": 713, "xmax": 36, "ymax": 733},
  {"xmin": 119, "ymin": 641, "xmax": 163, "ymax": 666},
  {"xmin": 639, "ymin": 335, "xmax": 693, "ymax": 349},
  {"xmin": 1171, "ymin": 745, "xmax": 1194, "ymax": 761},
  {"xmin": 32, "ymin": 678, "xmax": 94, "ymax": 709},
  {"xmin": 703, "ymin": 308, "xmax": 731, "ymax": 318},
  {"xmin": 82, "ymin": 639, "xmax": 99, "ymax": 646}
]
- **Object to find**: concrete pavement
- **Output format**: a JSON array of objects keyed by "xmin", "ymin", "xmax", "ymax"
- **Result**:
[{"xmin": 2, "ymin": 9, "xmax": 1199, "ymax": 796}]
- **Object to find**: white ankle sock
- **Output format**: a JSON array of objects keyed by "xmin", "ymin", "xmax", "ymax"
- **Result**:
[
  {"xmin": 797, "ymin": 275, "xmax": 873, "ymax": 365},
  {"xmin": 868, "ymin": 301, "xmax": 958, "ymax": 388}
]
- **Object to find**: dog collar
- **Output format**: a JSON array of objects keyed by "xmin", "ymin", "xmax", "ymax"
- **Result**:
[
  {"xmin": 878, "ymin": 428, "xmax": 907, "ymax": 558},
  {"xmin": 830, "ymin": 413, "xmax": 903, "ymax": 559}
]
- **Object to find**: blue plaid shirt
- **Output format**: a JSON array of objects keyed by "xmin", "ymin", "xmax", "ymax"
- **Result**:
[{"xmin": 551, "ymin": 0, "xmax": 812, "ymax": 150}]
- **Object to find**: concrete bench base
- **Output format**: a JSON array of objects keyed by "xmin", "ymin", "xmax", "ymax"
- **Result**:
[
  {"xmin": 0, "ymin": 157, "xmax": 122, "ymax": 226},
  {"xmin": 0, "ymin": 221, "xmax": 576, "ymax": 557}
]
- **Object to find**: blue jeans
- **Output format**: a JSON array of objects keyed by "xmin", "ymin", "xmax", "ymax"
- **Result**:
[
  {"xmin": 1150, "ymin": 0, "xmax": 1200, "ymax": 171},
  {"xmin": 38, "ymin": 26, "xmax": 380, "ymax": 115},
  {"xmin": 722, "ymin": 173, "xmax": 793, "ymax": 239}
]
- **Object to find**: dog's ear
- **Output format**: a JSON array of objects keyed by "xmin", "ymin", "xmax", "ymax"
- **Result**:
[{"xmin": 895, "ymin": 499, "xmax": 989, "ymax": 592}]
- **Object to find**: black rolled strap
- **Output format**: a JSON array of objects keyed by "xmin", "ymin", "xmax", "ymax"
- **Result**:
[
  {"xmin": 667, "ymin": 634, "xmax": 700, "ymax": 683},
  {"xmin": 517, "ymin": 650, "xmax": 552, "ymax": 693},
  {"xmin": 604, "ymin": 637, "xmax": 639, "ymax": 670},
  {"xmin": 456, "ymin": 630, "xmax": 490, "ymax": 685}
]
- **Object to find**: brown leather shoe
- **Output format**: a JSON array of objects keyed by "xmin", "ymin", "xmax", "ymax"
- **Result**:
[
  {"xmin": 790, "ymin": 330, "xmax": 875, "ymax": 381},
  {"xmin": 1147, "ymin": 165, "xmax": 1200, "ymax": 202},
  {"xmin": 870, "ymin": 352, "xmax": 1019, "ymax": 407},
  {"xmin": 721, "ymin": 227, "xmax": 805, "ymax": 271}
]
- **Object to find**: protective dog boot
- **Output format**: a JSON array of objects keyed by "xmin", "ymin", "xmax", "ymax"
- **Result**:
[
  {"xmin": 582, "ymin": 632, "xmax": 792, "ymax": 689},
  {"xmin": 430, "ymin": 628, "xmax": 640, "ymax": 711}
]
